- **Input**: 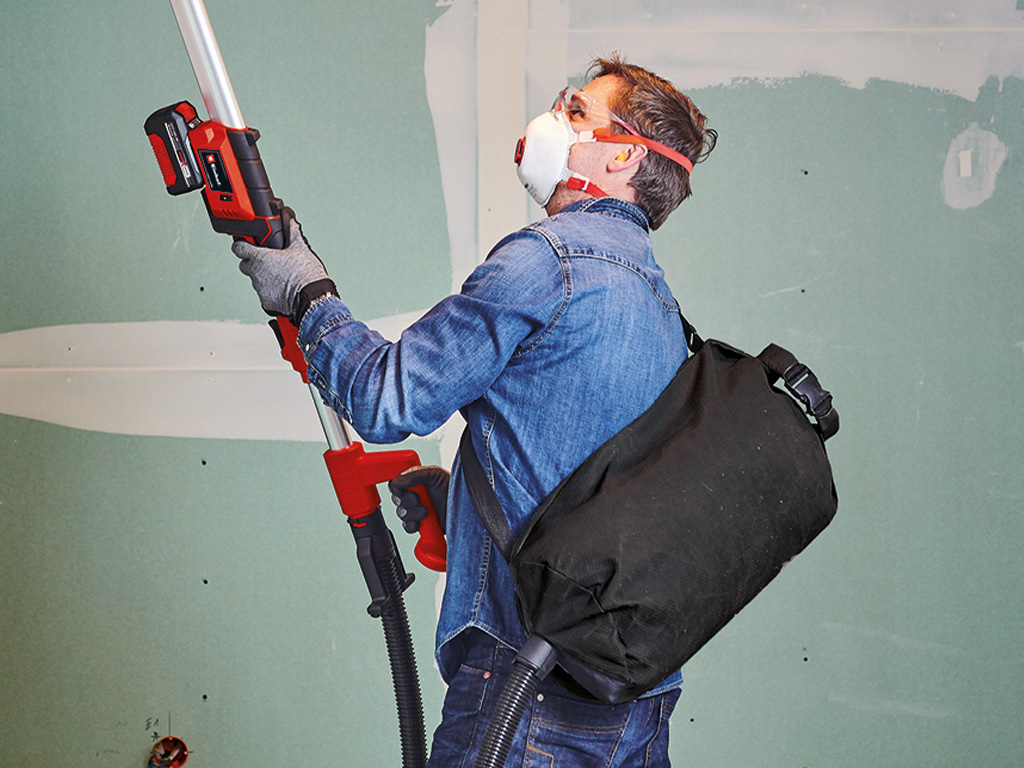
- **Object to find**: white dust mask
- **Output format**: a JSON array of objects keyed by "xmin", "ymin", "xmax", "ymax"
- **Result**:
[{"xmin": 514, "ymin": 110, "xmax": 603, "ymax": 206}]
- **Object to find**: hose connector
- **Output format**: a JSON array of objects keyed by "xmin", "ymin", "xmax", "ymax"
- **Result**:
[{"xmin": 474, "ymin": 635, "xmax": 558, "ymax": 768}]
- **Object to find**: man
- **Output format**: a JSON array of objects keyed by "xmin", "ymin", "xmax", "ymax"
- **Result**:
[{"xmin": 233, "ymin": 55, "xmax": 715, "ymax": 767}]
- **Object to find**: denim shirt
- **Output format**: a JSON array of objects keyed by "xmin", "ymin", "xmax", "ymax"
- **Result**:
[{"xmin": 298, "ymin": 197, "xmax": 687, "ymax": 695}]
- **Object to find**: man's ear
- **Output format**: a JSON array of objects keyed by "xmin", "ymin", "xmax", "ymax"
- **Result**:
[{"xmin": 608, "ymin": 143, "xmax": 648, "ymax": 172}]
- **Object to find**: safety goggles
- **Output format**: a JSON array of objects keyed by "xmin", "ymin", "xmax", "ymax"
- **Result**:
[{"xmin": 552, "ymin": 85, "xmax": 694, "ymax": 173}]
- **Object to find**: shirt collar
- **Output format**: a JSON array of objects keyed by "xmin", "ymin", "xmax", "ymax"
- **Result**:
[{"xmin": 560, "ymin": 197, "xmax": 651, "ymax": 231}]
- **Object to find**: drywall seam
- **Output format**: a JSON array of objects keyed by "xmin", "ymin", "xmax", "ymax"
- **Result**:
[{"xmin": 0, "ymin": 314, "xmax": 428, "ymax": 442}]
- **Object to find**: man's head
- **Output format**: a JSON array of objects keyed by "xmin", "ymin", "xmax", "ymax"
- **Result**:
[
  {"xmin": 517, "ymin": 55, "xmax": 715, "ymax": 229},
  {"xmin": 587, "ymin": 55, "xmax": 716, "ymax": 229}
]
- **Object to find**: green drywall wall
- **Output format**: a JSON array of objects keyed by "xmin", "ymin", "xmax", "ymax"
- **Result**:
[{"xmin": 2, "ymin": 1, "xmax": 1022, "ymax": 767}]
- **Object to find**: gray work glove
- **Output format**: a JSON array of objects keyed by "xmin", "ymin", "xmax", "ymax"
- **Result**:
[
  {"xmin": 389, "ymin": 466, "xmax": 450, "ymax": 534},
  {"xmin": 231, "ymin": 214, "xmax": 336, "ymax": 325}
]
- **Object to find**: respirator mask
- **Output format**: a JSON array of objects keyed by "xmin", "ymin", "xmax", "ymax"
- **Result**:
[
  {"xmin": 514, "ymin": 86, "xmax": 696, "ymax": 207},
  {"xmin": 514, "ymin": 109, "xmax": 600, "ymax": 207}
]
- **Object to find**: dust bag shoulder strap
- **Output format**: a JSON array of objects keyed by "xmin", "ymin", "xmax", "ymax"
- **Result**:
[{"xmin": 459, "ymin": 427, "xmax": 515, "ymax": 559}]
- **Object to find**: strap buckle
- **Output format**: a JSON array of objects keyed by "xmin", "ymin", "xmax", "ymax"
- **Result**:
[{"xmin": 783, "ymin": 363, "xmax": 834, "ymax": 421}]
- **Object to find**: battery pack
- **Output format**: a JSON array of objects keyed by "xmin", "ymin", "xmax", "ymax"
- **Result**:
[{"xmin": 144, "ymin": 102, "xmax": 205, "ymax": 195}]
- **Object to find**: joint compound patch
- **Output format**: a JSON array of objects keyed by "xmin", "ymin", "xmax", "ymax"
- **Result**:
[{"xmin": 942, "ymin": 123, "xmax": 1008, "ymax": 209}]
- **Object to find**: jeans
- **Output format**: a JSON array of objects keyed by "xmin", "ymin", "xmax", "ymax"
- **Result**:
[{"xmin": 426, "ymin": 631, "xmax": 680, "ymax": 768}]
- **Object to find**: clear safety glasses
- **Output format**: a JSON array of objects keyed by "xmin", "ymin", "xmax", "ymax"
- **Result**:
[
  {"xmin": 551, "ymin": 85, "xmax": 694, "ymax": 173},
  {"xmin": 552, "ymin": 86, "xmax": 642, "ymax": 136}
]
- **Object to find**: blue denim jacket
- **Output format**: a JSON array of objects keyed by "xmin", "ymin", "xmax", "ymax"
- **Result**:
[{"xmin": 298, "ymin": 197, "xmax": 687, "ymax": 694}]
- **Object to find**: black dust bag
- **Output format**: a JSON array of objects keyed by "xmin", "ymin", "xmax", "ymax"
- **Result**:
[{"xmin": 460, "ymin": 315, "xmax": 839, "ymax": 705}]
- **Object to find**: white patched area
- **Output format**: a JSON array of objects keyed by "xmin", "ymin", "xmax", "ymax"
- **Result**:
[{"xmin": 942, "ymin": 123, "xmax": 1009, "ymax": 209}]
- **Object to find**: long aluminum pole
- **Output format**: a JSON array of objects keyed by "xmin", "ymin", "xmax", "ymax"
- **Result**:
[
  {"xmin": 168, "ymin": 0, "xmax": 246, "ymax": 129},
  {"xmin": 311, "ymin": 384, "xmax": 352, "ymax": 450}
]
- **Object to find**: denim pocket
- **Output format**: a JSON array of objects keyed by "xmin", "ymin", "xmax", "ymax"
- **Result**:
[
  {"xmin": 427, "ymin": 662, "xmax": 494, "ymax": 768},
  {"xmin": 640, "ymin": 689, "xmax": 680, "ymax": 768},
  {"xmin": 525, "ymin": 694, "xmax": 634, "ymax": 768}
]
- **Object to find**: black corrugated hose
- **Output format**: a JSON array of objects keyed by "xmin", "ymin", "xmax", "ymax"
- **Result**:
[
  {"xmin": 474, "ymin": 635, "xmax": 558, "ymax": 768},
  {"xmin": 351, "ymin": 508, "xmax": 427, "ymax": 768},
  {"xmin": 379, "ymin": 553, "xmax": 427, "ymax": 768}
]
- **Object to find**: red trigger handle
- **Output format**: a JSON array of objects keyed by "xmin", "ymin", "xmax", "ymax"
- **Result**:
[{"xmin": 323, "ymin": 445, "xmax": 447, "ymax": 572}]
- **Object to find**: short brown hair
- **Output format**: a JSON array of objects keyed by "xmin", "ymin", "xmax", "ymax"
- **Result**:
[{"xmin": 589, "ymin": 55, "xmax": 717, "ymax": 229}]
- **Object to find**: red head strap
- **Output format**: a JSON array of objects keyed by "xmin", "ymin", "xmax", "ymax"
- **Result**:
[{"xmin": 592, "ymin": 127, "xmax": 694, "ymax": 174}]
